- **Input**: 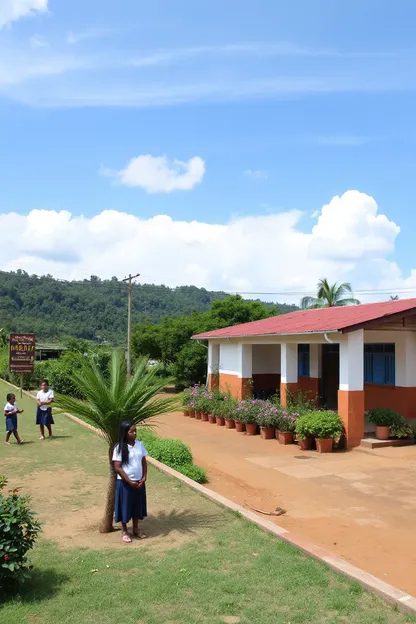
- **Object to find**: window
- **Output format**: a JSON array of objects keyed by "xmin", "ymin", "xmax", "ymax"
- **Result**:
[
  {"xmin": 364, "ymin": 344, "xmax": 395, "ymax": 386},
  {"xmin": 298, "ymin": 344, "xmax": 310, "ymax": 377}
]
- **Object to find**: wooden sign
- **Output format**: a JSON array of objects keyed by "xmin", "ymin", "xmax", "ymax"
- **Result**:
[{"xmin": 9, "ymin": 333, "xmax": 36, "ymax": 374}]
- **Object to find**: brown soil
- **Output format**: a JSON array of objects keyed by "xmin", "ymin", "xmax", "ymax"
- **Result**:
[{"xmin": 155, "ymin": 410, "xmax": 416, "ymax": 596}]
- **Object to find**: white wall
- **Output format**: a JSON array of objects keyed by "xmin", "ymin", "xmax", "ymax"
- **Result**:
[
  {"xmin": 252, "ymin": 344, "xmax": 281, "ymax": 374},
  {"xmin": 219, "ymin": 343, "xmax": 239, "ymax": 375},
  {"xmin": 364, "ymin": 330, "xmax": 416, "ymax": 387}
]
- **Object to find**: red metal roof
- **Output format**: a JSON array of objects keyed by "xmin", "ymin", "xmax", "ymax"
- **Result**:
[{"xmin": 192, "ymin": 298, "xmax": 416, "ymax": 339}]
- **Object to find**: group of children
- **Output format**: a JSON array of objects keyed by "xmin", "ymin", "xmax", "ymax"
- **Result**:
[{"xmin": 4, "ymin": 379, "xmax": 55, "ymax": 445}]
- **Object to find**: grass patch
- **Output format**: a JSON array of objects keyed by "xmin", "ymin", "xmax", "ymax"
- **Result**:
[{"xmin": 1, "ymin": 380, "xmax": 416, "ymax": 624}]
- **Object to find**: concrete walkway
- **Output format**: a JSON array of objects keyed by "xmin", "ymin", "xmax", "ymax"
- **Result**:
[{"xmin": 155, "ymin": 412, "xmax": 416, "ymax": 596}]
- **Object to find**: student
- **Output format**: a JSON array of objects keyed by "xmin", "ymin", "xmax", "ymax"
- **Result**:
[
  {"xmin": 4, "ymin": 393, "xmax": 24, "ymax": 445},
  {"xmin": 36, "ymin": 379, "xmax": 54, "ymax": 440},
  {"xmin": 112, "ymin": 421, "xmax": 148, "ymax": 543}
]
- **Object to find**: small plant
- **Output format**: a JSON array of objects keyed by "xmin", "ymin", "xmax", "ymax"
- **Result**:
[
  {"xmin": 277, "ymin": 409, "xmax": 299, "ymax": 433},
  {"xmin": 295, "ymin": 410, "xmax": 343, "ymax": 440},
  {"xmin": 367, "ymin": 408, "xmax": 403, "ymax": 428},
  {"xmin": 181, "ymin": 387, "xmax": 192, "ymax": 408},
  {"xmin": 255, "ymin": 402, "xmax": 280, "ymax": 429},
  {"xmin": 390, "ymin": 422, "xmax": 413, "ymax": 439},
  {"xmin": 174, "ymin": 464, "xmax": 208, "ymax": 483},
  {"xmin": 0, "ymin": 476, "xmax": 42, "ymax": 591},
  {"xmin": 285, "ymin": 388, "xmax": 317, "ymax": 415},
  {"xmin": 212, "ymin": 395, "xmax": 238, "ymax": 419}
]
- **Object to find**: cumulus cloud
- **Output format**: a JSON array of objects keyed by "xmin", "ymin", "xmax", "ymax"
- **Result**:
[
  {"xmin": 102, "ymin": 154, "xmax": 206, "ymax": 193},
  {"xmin": 1, "ymin": 191, "xmax": 411, "ymax": 302},
  {"xmin": 0, "ymin": 0, "xmax": 48, "ymax": 28}
]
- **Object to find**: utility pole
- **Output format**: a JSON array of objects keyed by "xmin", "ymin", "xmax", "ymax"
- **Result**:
[{"xmin": 122, "ymin": 273, "xmax": 140, "ymax": 376}]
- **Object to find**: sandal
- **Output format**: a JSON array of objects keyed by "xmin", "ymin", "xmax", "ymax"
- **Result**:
[
  {"xmin": 133, "ymin": 531, "xmax": 147, "ymax": 540},
  {"xmin": 122, "ymin": 532, "xmax": 132, "ymax": 544}
]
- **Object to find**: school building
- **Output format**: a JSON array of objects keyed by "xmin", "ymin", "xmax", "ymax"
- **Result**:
[{"xmin": 192, "ymin": 299, "xmax": 416, "ymax": 448}]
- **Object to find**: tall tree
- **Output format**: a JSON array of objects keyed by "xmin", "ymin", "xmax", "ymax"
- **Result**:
[
  {"xmin": 55, "ymin": 351, "xmax": 177, "ymax": 533},
  {"xmin": 301, "ymin": 279, "xmax": 360, "ymax": 309}
]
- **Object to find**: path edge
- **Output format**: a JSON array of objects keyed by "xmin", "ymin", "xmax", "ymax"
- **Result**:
[{"xmin": 3, "ymin": 378, "xmax": 416, "ymax": 614}]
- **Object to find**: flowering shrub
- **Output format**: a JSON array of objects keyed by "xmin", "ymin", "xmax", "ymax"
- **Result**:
[
  {"xmin": 212, "ymin": 394, "xmax": 238, "ymax": 419},
  {"xmin": 255, "ymin": 402, "xmax": 280, "ymax": 428},
  {"xmin": 236, "ymin": 399, "xmax": 266, "ymax": 425},
  {"xmin": 277, "ymin": 409, "xmax": 299, "ymax": 433},
  {"xmin": 187, "ymin": 384, "xmax": 206, "ymax": 412},
  {"xmin": 0, "ymin": 476, "xmax": 41, "ymax": 590}
]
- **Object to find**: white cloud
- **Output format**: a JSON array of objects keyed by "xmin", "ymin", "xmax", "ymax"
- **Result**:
[
  {"xmin": 102, "ymin": 155, "xmax": 206, "ymax": 193},
  {"xmin": 66, "ymin": 27, "xmax": 112, "ymax": 45},
  {"xmin": 0, "ymin": 0, "xmax": 47, "ymax": 28},
  {"xmin": 244, "ymin": 169, "xmax": 268, "ymax": 180},
  {"xmin": 30, "ymin": 34, "xmax": 49, "ymax": 48},
  {"xmin": 1, "ymin": 191, "xmax": 412, "ymax": 302}
]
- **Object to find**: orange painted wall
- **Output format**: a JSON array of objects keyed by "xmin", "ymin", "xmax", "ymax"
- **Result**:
[
  {"xmin": 338, "ymin": 389, "xmax": 365, "ymax": 448},
  {"xmin": 298, "ymin": 377, "xmax": 320, "ymax": 406},
  {"xmin": 219, "ymin": 373, "xmax": 251, "ymax": 400},
  {"xmin": 208, "ymin": 373, "xmax": 219, "ymax": 391},
  {"xmin": 364, "ymin": 385, "xmax": 416, "ymax": 418}
]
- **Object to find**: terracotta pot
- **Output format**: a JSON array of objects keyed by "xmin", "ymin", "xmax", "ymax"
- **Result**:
[
  {"xmin": 225, "ymin": 418, "xmax": 235, "ymax": 429},
  {"xmin": 183, "ymin": 409, "xmax": 190, "ymax": 417},
  {"xmin": 216, "ymin": 416, "xmax": 225, "ymax": 427},
  {"xmin": 201, "ymin": 412, "xmax": 209, "ymax": 422},
  {"xmin": 245, "ymin": 423, "xmax": 258, "ymax": 436},
  {"xmin": 298, "ymin": 436, "xmax": 313, "ymax": 451},
  {"xmin": 195, "ymin": 411, "xmax": 202, "ymax": 420},
  {"xmin": 189, "ymin": 410, "xmax": 196, "ymax": 418},
  {"xmin": 375, "ymin": 425, "xmax": 390, "ymax": 440},
  {"xmin": 235, "ymin": 420, "xmax": 246, "ymax": 433},
  {"xmin": 208, "ymin": 414, "xmax": 216, "ymax": 424},
  {"xmin": 316, "ymin": 438, "xmax": 333, "ymax": 453},
  {"xmin": 260, "ymin": 426, "xmax": 275, "ymax": 440},
  {"xmin": 278, "ymin": 431, "xmax": 294, "ymax": 445}
]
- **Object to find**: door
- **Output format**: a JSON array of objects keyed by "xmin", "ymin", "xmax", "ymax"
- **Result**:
[{"xmin": 321, "ymin": 344, "xmax": 339, "ymax": 409}]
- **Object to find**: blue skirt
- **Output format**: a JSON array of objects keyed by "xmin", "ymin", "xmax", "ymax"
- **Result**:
[
  {"xmin": 5, "ymin": 415, "xmax": 17, "ymax": 431},
  {"xmin": 115, "ymin": 480, "xmax": 147, "ymax": 524},
  {"xmin": 36, "ymin": 407, "xmax": 54, "ymax": 426}
]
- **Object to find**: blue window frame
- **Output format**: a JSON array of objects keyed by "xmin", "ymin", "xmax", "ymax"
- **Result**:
[
  {"xmin": 364, "ymin": 344, "xmax": 395, "ymax": 386},
  {"xmin": 298, "ymin": 344, "xmax": 310, "ymax": 377}
]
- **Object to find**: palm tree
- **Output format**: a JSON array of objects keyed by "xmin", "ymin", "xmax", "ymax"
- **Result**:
[
  {"xmin": 390, "ymin": 295, "xmax": 399, "ymax": 301},
  {"xmin": 301, "ymin": 278, "xmax": 360, "ymax": 309},
  {"xmin": 55, "ymin": 351, "xmax": 178, "ymax": 533}
]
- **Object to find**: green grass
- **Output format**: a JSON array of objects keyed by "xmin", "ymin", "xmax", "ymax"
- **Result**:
[{"xmin": 1, "ymin": 379, "xmax": 416, "ymax": 624}]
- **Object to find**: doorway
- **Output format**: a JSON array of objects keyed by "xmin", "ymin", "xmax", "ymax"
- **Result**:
[{"xmin": 321, "ymin": 344, "xmax": 339, "ymax": 409}]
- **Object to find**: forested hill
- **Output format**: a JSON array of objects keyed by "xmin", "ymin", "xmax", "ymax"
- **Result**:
[{"xmin": 0, "ymin": 270, "xmax": 298, "ymax": 344}]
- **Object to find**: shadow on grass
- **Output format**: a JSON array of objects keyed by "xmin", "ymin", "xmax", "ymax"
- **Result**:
[
  {"xmin": 0, "ymin": 568, "xmax": 69, "ymax": 604},
  {"xmin": 49, "ymin": 435, "xmax": 73, "ymax": 440},
  {"xmin": 145, "ymin": 508, "xmax": 221, "ymax": 537}
]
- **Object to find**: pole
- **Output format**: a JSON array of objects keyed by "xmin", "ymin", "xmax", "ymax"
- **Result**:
[
  {"xmin": 20, "ymin": 374, "xmax": 23, "ymax": 399},
  {"xmin": 122, "ymin": 273, "xmax": 140, "ymax": 377}
]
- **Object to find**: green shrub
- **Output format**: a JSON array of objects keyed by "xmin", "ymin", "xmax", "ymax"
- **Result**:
[
  {"xmin": 173, "ymin": 463, "xmax": 208, "ymax": 484},
  {"xmin": 367, "ymin": 407, "xmax": 403, "ymax": 427},
  {"xmin": 295, "ymin": 410, "xmax": 343, "ymax": 440},
  {"xmin": 148, "ymin": 438, "xmax": 193, "ymax": 467},
  {"xmin": 211, "ymin": 395, "xmax": 238, "ymax": 419},
  {"xmin": 390, "ymin": 421, "xmax": 413, "ymax": 439},
  {"xmin": 0, "ymin": 476, "xmax": 42, "ymax": 591}
]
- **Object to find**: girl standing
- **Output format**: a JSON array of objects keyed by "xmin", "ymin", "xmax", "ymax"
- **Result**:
[
  {"xmin": 36, "ymin": 379, "xmax": 54, "ymax": 440},
  {"xmin": 4, "ymin": 393, "xmax": 24, "ymax": 445},
  {"xmin": 112, "ymin": 421, "xmax": 148, "ymax": 543}
]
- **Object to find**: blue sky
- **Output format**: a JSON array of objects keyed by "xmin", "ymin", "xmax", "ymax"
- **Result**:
[{"xmin": 1, "ymin": 0, "xmax": 416, "ymax": 301}]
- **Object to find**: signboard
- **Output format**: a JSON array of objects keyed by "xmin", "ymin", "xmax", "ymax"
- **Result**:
[{"xmin": 9, "ymin": 333, "xmax": 36, "ymax": 374}]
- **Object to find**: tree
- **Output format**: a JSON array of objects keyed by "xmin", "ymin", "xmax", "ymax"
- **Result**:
[
  {"xmin": 301, "ymin": 279, "xmax": 360, "ymax": 309},
  {"xmin": 54, "ymin": 351, "xmax": 177, "ymax": 533}
]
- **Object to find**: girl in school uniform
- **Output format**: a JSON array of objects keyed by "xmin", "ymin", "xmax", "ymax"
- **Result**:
[
  {"xmin": 36, "ymin": 379, "xmax": 54, "ymax": 440},
  {"xmin": 4, "ymin": 393, "xmax": 24, "ymax": 445},
  {"xmin": 112, "ymin": 421, "xmax": 148, "ymax": 543}
]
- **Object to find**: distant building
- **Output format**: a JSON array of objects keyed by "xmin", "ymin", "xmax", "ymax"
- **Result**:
[{"xmin": 36, "ymin": 343, "xmax": 67, "ymax": 361}]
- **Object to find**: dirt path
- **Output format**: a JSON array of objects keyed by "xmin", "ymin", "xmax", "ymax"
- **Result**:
[{"xmin": 155, "ymin": 411, "xmax": 416, "ymax": 595}]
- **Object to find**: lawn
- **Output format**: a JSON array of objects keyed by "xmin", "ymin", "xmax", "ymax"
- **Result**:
[{"xmin": 1, "ymin": 379, "xmax": 415, "ymax": 624}]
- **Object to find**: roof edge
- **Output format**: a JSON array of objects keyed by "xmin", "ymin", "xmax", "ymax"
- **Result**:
[{"xmin": 192, "ymin": 330, "xmax": 341, "ymax": 340}]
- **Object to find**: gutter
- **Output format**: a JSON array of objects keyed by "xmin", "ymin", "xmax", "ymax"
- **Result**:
[{"xmin": 191, "ymin": 330, "xmax": 341, "ymax": 341}]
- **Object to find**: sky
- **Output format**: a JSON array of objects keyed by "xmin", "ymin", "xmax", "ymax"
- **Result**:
[{"xmin": 1, "ymin": 0, "xmax": 416, "ymax": 305}]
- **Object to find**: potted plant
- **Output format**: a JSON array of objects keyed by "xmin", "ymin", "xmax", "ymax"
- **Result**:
[
  {"xmin": 307, "ymin": 410, "xmax": 344, "ymax": 453},
  {"xmin": 256, "ymin": 402, "xmax": 279, "ymax": 440},
  {"xmin": 295, "ymin": 413, "xmax": 315, "ymax": 450},
  {"xmin": 367, "ymin": 407, "xmax": 403, "ymax": 440},
  {"xmin": 181, "ymin": 388, "xmax": 191, "ymax": 417},
  {"xmin": 199, "ymin": 390, "xmax": 215, "ymax": 422},
  {"xmin": 237, "ymin": 399, "xmax": 262, "ymax": 436},
  {"xmin": 277, "ymin": 410, "xmax": 298, "ymax": 445},
  {"xmin": 390, "ymin": 420, "xmax": 413, "ymax": 440}
]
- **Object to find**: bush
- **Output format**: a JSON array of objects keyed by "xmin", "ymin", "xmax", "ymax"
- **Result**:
[
  {"xmin": 390, "ymin": 421, "xmax": 413, "ymax": 439},
  {"xmin": 173, "ymin": 463, "xmax": 208, "ymax": 484},
  {"xmin": 295, "ymin": 410, "xmax": 344, "ymax": 440},
  {"xmin": 255, "ymin": 402, "xmax": 280, "ymax": 428},
  {"xmin": 0, "ymin": 476, "xmax": 41, "ymax": 591},
  {"xmin": 367, "ymin": 407, "xmax": 403, "ymax": 427}
]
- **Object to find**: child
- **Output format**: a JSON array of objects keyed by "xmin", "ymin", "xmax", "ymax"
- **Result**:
[
  {"xmin": 4, "ymin": 393, "xmax": 24, "ymax": 445},
  {"xmin": 112, "ymin": 421, "xmax": 148, "ymax": 543},
  {"xmin": 36, "ymin": 379, "xmax": 54, "ymax": 440}
]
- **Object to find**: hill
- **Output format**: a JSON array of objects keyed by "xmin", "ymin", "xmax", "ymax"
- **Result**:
[{"xmin": 0, "ymin": 270, "xmax": 298, "ymax": 344}]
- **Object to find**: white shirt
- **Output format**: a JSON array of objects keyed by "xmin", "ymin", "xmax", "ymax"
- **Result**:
[
  {"xmin": 112, "ymin": 440, "xmax": 147, "ymax": 481},
  {"xmin": 37, "ymin": 389, "xmax": 54, "ymax": 410},
  {"xmin": 4, "ymin": 402, "xmax": 18, "ymax": 415}
]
